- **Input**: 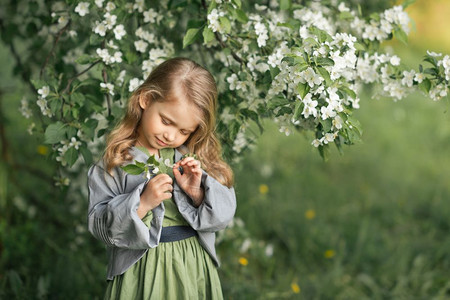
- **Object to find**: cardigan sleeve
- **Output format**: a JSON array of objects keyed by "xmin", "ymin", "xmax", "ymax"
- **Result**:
[
  {"xmin": 173, "ymin": 171, "xmax": 236, "ymax": 232},
  {"xmin": 87, "ymin": 163, "xmax": 163, "ymax": 249}
]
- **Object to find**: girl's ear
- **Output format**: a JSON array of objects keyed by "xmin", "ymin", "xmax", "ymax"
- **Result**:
[{"xmin": 139, "ymin": 95, "xmax": 149, "ymax": 110}]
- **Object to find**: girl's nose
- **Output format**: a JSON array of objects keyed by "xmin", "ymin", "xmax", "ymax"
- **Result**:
[{"xmin": 163, "ymin": 130, "xmax": 175, "ymax": 142}]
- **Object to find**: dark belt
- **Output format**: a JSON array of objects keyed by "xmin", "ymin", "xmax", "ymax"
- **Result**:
[{"xmin": 159, "ymin": 226, "xmax": 197, "ymax": 243}]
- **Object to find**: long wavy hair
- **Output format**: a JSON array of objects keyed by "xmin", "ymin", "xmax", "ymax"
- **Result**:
[{"xmin": 103, "ymin": 57, "xmax": 233, "ymax": 187}]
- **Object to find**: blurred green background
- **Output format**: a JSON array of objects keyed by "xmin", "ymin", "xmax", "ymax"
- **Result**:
[{"xmin": 1, "ymin": 0, "xmax": 450, "ymax": 299}]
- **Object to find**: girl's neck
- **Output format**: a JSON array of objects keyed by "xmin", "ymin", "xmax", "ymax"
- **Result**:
[{"xmin": 136, "ymin": 139, "xmax": 159, "ymax": 157}]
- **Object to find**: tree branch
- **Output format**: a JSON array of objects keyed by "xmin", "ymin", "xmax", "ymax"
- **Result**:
[
  {"xmin": 102, "ymin": 68, "xmax": 112, "ymax": 116},
  {"xmin": 200, "ymin": 0, "xmax": 246, "ymax": 65},
  {"xmin": 40, "ymin": 20, "xmax": 71, "ymax": 79},
  {"xmin": 62, "ymin": 60, "xmax": 101, "ymax": 95}
]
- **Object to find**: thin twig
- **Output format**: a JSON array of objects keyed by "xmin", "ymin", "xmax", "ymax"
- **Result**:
[
  {"xmin": 40, "ymin": 20, "xmax": 71, "ymax": 79},
  {"xmin": 200, "ymin": 0, "xmax": 246, "ymax": 65},
  {"xmin": 62, "ymin": 60, "xmax": 101, "ymax": 94},
  {"xmin": 102, "ymin": 68, "xmax": 112, "ymax": 116},
  {"xmin": 214, "ymin": 32, "xmax": 246, "ymax": 65}
]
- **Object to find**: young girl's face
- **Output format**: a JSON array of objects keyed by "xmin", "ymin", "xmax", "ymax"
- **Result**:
[{"xmin": 137, "ymin": 86, "xmax": 201, "ymax": 155}]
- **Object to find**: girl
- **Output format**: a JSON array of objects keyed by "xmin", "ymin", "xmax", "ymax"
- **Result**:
[{"xmin": 87, "ymin": 57, "xmax": 236, "ymax": 299}]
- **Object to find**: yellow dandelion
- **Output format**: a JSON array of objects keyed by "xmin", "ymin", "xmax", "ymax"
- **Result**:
[
  {"xmin": 324, "ymin": 249, "xmax": 336, "ymax": 259},
  {"xmin": 259, "ymin": 184, "xmax": 269, "ymax": 195},
  {"xmin": 238, "ymin": 257, "xmax": 248, "ymax": 266},
  {"xmin": 305, "ymin": 209, "xmax": 316, "ymax": 220},
  {"xmin": 37, "ymin": 145, "xmax": 49, "ymax": 156},
  {"xmin": 291, "ymin": 282, "xmax": 301, "ymax": 294}
]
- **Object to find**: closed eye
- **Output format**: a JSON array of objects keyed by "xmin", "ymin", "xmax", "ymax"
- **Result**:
[{"xmin": 161, "ymin": 118, "xmax": 170, "ymax": 125}]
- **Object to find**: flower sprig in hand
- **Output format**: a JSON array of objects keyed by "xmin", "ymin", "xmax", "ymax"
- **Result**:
[
  {"xmin": 121, "ymin": 148, "xmax": 204, "ymax": 207},
  {"xmin": 120, "ymin": 147, "xmax": 175, "ymax": 180}
]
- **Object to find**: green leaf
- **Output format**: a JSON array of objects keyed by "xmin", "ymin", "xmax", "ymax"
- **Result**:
[
  {"xmin": 80, "ymin": 146, "xmax": 93, "ymax": 165},
  {"xmin": 393, "ymin": 28, "xmax": 408, "ymax": 45},
  {"xmin": 219, "ymin": 17, "xmax": 231, "ymax": 34},
  {"xmin": 121, "ymin": 164, "xmax": 145, "ymax": 175},
  {"xmin": 232, "ymin": 0, "xmax": 242, "ymax": 8},
  {"xmin": 402, "ymin": 0, "xmax": 416, "ymax": 8},
  {"xmin": 317, "ymin": 67, "xmax": 331, "ymax": 85},
  {"xmin": 64, "ymin": 147, "xmax": 78, "ymax": 167},
  {"xmin": 31, "ymin": 79, "xmax": 47, "ymax": 90},
  {"xmin": 354, "ymin": 42, "xmax": 366, "ymax": 51},
  {"xmin": 168, "ymin": 0, "xmax": 188, "ymax": 9},
  {"xmin": 268, "ymin": 96, "xmax": 290, "ymax": 109},
  {"xmin": 183, "ymin": 27, "xmax": 202, "ymax": 48},
  {"xmin": 44, "ymin": 122, "xmax": 67, "ymax": 144},
  {"xmin": 296, "ymin": 83, "xmax": 310, "ymax": 99},
  {"xmin": 89, "ymin": 34, "xmax": 103, "ymax": 46},
  {"xmin": 203, "ymin": 27, "xmax": 215, "ymax": 44},
  {"xmin": 293, "ymin": 100, "xmax": 303, "ymax": 120},
  {"xmin": 424, "ymin": 68, "xmax": 438, "ymax": 76},
  {"xmin": 135, "ymin": 160, "xmax": 146, "ymax": 168},
  {"xmin": 280, "ymin": 0, "xmax": 291, "ymax": 10},
  {"xmin": 146, "ymin": 155, "xmax": 159, "ymax": 165},
  {"xmin": 340, "ymin": 87, "xmax": 357, "ymax": 99},
  {"xmin": 235, "ymin": 9, "xmax": 248, "ymax": 23},
  {"xmin": 81, "ymin": 119, "xmax": 98, "ymax": 140},
  {"xmin": 71, "ymin": 93, "xmax": 84, "ymax": 105},
  {"xmin": 418, "ymin": 78, "xmax": 431, "ymax": 94},
  {"xmin": 320, "ymin": 119, "xmax": 332, "ymax": 133},
  {"xmin": 339, "ymin": 11, "xmax": 354, "ymax": 20},
  {"xmin": 318, "ymin": 144, "xmax": 330, "ymax": 161},
  {"xmin": 316, "ymin": 57, "xmax": 335, "ymax": 67},
  {"xmin": 240, "ymin": 109, "xmax": 260, "ymax": 124},
  {"xmin": 75, "ymin": 54, "xmax": 96, "ymax": 65},
  {"xmin": 136, "ymin": 146, "xmax": 151, "ymax": 157}
]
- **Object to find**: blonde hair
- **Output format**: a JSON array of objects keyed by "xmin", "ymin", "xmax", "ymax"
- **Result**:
[{"xmin": 103, "ymin": 57, "xmax": 234, "ymax": 187}]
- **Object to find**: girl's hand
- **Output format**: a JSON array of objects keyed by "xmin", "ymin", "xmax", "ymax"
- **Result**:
[
  {"xmin": 137, "ymin": 174, "xmax": 173, "ymax": 218},
  {"xmin": 173, "ymin": 157, "xmax": 204, "ymax": 207}
]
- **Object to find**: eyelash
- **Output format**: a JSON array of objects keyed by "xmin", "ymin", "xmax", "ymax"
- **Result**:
[{"xmin": 162, "ymin": 118, "xmax": 189, "ymax": 135}]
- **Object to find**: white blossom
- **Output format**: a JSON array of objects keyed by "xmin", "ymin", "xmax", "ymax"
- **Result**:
[
  {"xmin": 390, "ymin": 55, "xmax": 401, "ymax": 66},
  {"xmin": 414, "ymin": 73, "xmax": 425, "ymax": 83},
  {"xmin": 134, "ymin": 40, "xmax": 148, "ymax": 53},
  {"xmin": 100, "ymin": 82, "xmax": 115, "ymax": 96},
  {"xmin": 74, "ymin": 2, "xmax": 90, "ymax": 16},
  {"xmin": 38, "ymin": 86, "xmax": 50, "ymax": 98},
  {"xmin": 300, "ymin": 93, "xmax": 318, "ymax": 118},
  {"xmin": 104, "ymin": 12, "xmax": 117, "ymax": 30},
  {"xmin": 312, "ymin": 139, "xmax": 322, "ymax": 147},
  {"xmin": 129, "ymin": 78, "xmax": 143, "ymax": 92},
  {"xmin": 207, "ymin": 9, "xmax": 225, "ymax": 33},
  {"xmin": 117, "ymin": 70, "xmax": 126, "ymax": 85},
  {"xmin": 321, "ymin": 105, "xmax": 337, "ymax": 120},
  {"xmin": 113, "ymin": 24, "xmax": 126, "ymax": 40},
  {"xmin": 19, "ymin": 98, "xmax": 32, "ymax": 118},
  {"xmin": 27, "ymin": 123, "xmax": 35, "ymax": 135},
  {"xmin": 69, "ymin": 137, "xmax": 81, "ymax": 150},
  {"xmin": 93, "ymin": 21, "xmax": 107, "ymax": 36},
  {"xmin": 105, "ymin": 1, "xmax": 116, "ymax": 12},
  {"xmin": 401, "ymin": 70, "xmax": 415, "ymax": 87},
  {"xmin": 95, "ymin": 0, "xmax": 104, "ymax": 8},
  {"xmin": 143, "ymin": 9, "xmax": 158, "ymax": 23},
  {"xmin": 427, "ymin": 50, "xmax": 442, "ymax": 57}
]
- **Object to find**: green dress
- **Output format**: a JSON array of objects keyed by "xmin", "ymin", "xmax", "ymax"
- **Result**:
[{"xmin": 104, "ymin": 148, "xmax": 223, "ymax": 299}]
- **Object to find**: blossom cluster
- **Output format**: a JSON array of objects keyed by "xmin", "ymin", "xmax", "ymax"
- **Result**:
[{"xmin": 25, "ymin": 0, "xmax": 449, "ymax": 175}]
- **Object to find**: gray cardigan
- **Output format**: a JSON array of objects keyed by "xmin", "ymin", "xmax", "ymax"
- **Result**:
[{"xmin": 87, "ymin": 147, "xmax": 236, "ymax": 280}]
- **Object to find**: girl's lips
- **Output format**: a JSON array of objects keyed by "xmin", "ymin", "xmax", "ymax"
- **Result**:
[{"xmin": 156, "ymin": 137, "xmax": 168, "ymax": 147}]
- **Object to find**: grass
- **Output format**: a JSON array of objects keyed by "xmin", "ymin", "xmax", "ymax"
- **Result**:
[{"xmin": 222, "ymin": 87, "xmax": 450, "ymax": 298}]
